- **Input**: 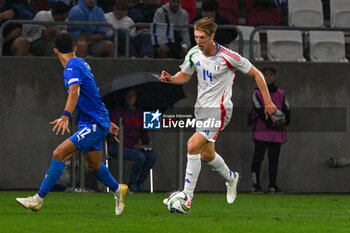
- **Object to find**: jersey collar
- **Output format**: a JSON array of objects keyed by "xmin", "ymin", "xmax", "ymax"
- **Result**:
[
  {"xmin": 202, "ymin": 41, "xmax": 220, "ymax": 57},
  {"xmin": 212, "ymin": 42, "xmax": 220, "ymax": 57}
]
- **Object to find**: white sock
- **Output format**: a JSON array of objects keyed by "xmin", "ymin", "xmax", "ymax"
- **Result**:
[
  {"xmin": 207, "ymin": 152, "xmax": 233, "ymax": 182},
  {"xmin": 183, "ymin": 154, "xmax": 201, "ymax": 199}
]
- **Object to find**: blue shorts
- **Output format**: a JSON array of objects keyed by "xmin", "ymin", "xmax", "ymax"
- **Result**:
[{"xmin": 69, "ymin": 123, "xmax": 109, "ymax": 154}]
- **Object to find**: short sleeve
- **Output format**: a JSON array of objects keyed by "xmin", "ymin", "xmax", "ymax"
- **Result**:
[
  {"xmin": 179, "ymin": 49, "xmax": 197, "ymax": 75},
  {"xmin": 235, "ymin": 56, "xmax": 252, "ymax": 74},
  {"xmin": 64, "ymin": 66, "xmax": 81, "ymax": 87},
  {"xmin": 221, "ymin": 47, "xmax": 252, "ymax": 74}
]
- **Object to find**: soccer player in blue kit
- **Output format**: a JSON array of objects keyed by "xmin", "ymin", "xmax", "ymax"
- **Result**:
[{"xmin": 16, "ymin": 33, "xmax": 128, "ymax": 216}]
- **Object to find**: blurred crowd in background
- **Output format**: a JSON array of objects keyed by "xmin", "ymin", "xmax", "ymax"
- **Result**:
[{"xmin": 1, "ymin": 0, "xmax": 346, "ymax": 61}]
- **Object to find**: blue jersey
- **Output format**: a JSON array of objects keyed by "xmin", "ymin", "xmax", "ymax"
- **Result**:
[{"xmin": 63, "ymin": 57, "xmax": 110, "ymax": 130}]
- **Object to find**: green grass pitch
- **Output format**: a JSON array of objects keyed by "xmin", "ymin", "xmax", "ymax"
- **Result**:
[{"xmin": 1, "ymin": 191, "xmax": 350, "ymax": 233}]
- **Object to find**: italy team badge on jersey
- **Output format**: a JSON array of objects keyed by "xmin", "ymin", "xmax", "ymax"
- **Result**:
[{"xmin": 214, "ymin": 61, "xmax": 220, "ymax": 71}]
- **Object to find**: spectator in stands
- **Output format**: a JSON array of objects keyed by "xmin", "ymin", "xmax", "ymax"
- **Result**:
[
  {"xmin": 190, "ymin": 0, "xmax": 237, "ymax": 47},
  {"xmin": 20, "ymin": 1, "xmax": 70, "ymax": 56},
  {"xmin": 251, "ymin": 67, "xmax": 290, "ymax": 193},
  {"xmin": 109, "ymin": 88, "xmax": 157, "ymax": 192},
  {"xmin": 105, "ymin": 0, "xmax": 154, "ymax": 58},
  {"xmin": 9, "ymin": 0, "xmax": 36, "ymax": 19},
  {"xmin": 0, "ymin": 0, "xmax": 28, "ymax": 55},
  {"xmin": 153, "ymin": 0, "xmax": 190, "ymax": 58},
  {"xmin": 161, "ymin": 0, "xmax": 196, "ymax": 22},
  {"xmin": 128, "ymin": 0, "xmax": 160, "ymax": 23},
  {"xmin": 68, "ymin": 0, "xmax": 114, "ymax": 57}
]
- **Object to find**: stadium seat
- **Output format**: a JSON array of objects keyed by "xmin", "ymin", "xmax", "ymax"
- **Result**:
[
  {"xmin": 245, "ymin": 0, "xmax": 281, "ymax": 26},
  {"xmin": 330, "ymin": 0, "xmax": 350, "ymax": 27},
  {"xmin": 267, "ymin": 30, "xmax": 306, "ymax": 62},
  {"xmin": 218, "ymin": 0, "xmax": 239, "ymax": 25},
  {"xmin": 288, "ymin": 0, "xmax": 324, "ymax": 27},
  {"xmin": 226, "ymin": 26, "xmax": 263, "ymax": 60},
  {"xmin": 309, "ymin": 31, "xmax": 348, "ymax": 62}
]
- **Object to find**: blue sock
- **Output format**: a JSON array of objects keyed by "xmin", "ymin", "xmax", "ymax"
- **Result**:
[
  {"xmin": 38, "ymin": 159, "xmax": 65, "ymax": 198},
  {"xmin": 95, "ymin": 162, "xmax": 119, "ymax": 192}
]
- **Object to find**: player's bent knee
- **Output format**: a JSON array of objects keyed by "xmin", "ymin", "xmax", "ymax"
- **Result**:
[
  {"xmin": 187, "ymin": 140, "xmax": 200, "ymax": 155},
  {"xmin": 52, "ymin": 149, "xmax": 65, "ymax": 162}
]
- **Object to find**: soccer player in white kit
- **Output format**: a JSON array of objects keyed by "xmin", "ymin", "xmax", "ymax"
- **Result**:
[{"xmin": 161, "ymin": 18, "xmax": 277, "ymax": 205}]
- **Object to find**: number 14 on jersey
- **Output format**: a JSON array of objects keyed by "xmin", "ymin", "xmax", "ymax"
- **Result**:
[{"xmin": 203, "ymin": 69, "xmax": 213, "ymax": 82}]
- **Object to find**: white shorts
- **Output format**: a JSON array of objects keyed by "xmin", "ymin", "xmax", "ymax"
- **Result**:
[{"xmin": 194, "ymin": 106, "xmax": 232, "ymax": 142}]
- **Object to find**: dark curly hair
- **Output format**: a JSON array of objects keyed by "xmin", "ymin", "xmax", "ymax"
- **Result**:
[
  {"xmin": 54, "ymin": 33, "xmax": 74, "ymax": 53},
  {"xmin": 51, "ymin": 1, "xmax": 70, "ymax": 15}
]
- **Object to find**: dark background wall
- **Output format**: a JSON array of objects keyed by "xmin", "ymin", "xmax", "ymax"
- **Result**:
[{"xmin": 0, "ymin": 57, "xmax": 349, "ymax": 193}]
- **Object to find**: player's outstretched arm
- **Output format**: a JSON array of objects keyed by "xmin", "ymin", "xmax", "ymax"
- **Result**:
[
  {"xmin": 50, "ymin": 84, "xmax": 80, "ymax": 135},
  {"xmin": 247, "ymin": 65, "xmax": 277, "ymax": 119},
  {"xmin": 160, "ymin": 70, "xmax": 191, "ymax": 85}
]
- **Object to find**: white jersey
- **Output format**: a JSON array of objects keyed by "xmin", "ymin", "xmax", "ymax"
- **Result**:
[
  {"xmin": 180, "ymin": 44, "xmax": 252, "ymax": 141},
  {"xmin": 180, "ymin": 44, "xmax": 252, "ymax": 110}
]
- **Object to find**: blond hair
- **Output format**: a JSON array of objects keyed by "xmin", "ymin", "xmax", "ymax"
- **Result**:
[{"xmin": 194, "ymin": 17, "xmax": 217, "ymax": 36}]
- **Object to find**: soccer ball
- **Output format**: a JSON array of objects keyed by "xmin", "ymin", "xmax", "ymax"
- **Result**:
[{"xmin": 165, "ymin": 191, "xmax": 191, "ymax": 214}]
